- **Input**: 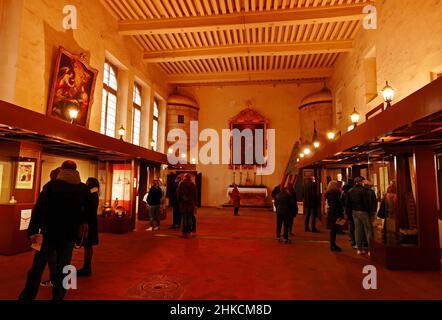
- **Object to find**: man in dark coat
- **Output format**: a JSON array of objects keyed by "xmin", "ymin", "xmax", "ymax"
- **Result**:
[
  {"xmin": 177, "ymin": 174, "xmax": 197, "ymax": 238},
  {"xmin": 287, "ymin": 183, "xmax": 298, "ymax": 235},
  {"xmin": 19, "ymin": 160, "xmax": 90, "ymax": 301},
  {"xmin": 275, "ymin": 187, "xmax": 297, "ymax": 243},
  {"xmin": 303, "ymin": 177, "xmax": 320, "ymax": 233},
  {"xmin": 341, "ymin": 179, "xmax": 356, "ymax": 247},
  {"xmin": 345, "ymin": 176, "xmax": 373, "ymax": 255},
  {"xmin": 146, "ymin": 180, "xmax": 163, "ymax": 231},
  {"xmin": 78, "ymin": 177, "xmax": 100, "ymax": 277},
  {"xmin": 169, "ymin": 176, "xmax": 182, "ymax": 229}
]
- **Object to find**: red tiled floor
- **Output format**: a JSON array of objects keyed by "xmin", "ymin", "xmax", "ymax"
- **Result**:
[{"xmin": 1, "ymin": 207, "xmax": 442, "ymax": 300}]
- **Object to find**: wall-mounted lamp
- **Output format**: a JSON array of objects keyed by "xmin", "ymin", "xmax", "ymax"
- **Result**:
[
  {"xmin": 350, "ymin": 108, "xmax": 361, "ymax": 127},
  {"xmin": 168, "ymin": 147, "xmax": 173, "ymax": 154},
  {"xmin": 381, "ymin": 81, "xmax": 395, "ymax": 108},
  {"xmin": 118, "ymin": 126, "xmax": 126, "ymax": 141},
  {"xmin": 327, "ymin": 131, "xmax": 336, "ymax": 141},
  {"xmin": 69, "ymin": 107, "xmax": 79, "ymax": 124},
  {"xmin": 312, "ymin": 121, "xmax": 320, "ymax": 149}
]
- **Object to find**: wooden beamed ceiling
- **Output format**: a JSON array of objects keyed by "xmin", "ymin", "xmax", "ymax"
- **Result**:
[{"xmin": 101, "ymin": 0, "xmax": 375, "ymax": 85}]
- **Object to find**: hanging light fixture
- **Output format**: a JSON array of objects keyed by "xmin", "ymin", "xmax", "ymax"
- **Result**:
[
  {"xmin": 299, "ymin": 152, "xmax": 305, "ymax": 159},
  {"xmin": 312, "ymin": 121, "xmax": 320, "ymax": 149},
  {"xmin": 118, "ymin": 125, "xmax": 126, "ymax": 140},
  {"xmin": 303, "ymin": 147, "xmax": 311, "ymax": 156},
  {"xmin": 381, "ymin": 81, "xmax": 395, "ymax": 108},
  {"xmin": 350, "ymin": 108, "xmax": 361, "ymax": 127}
]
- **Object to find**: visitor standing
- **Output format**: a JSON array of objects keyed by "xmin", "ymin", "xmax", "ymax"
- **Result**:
[
  {"xmin": 177, "ymin": 174, "xmax": 198, "ymax": 238},
  {"xmin": 345, "ymin": 176, "xmax": 373, "ymax": 255},
  {"xmin": 287, "ymin": 183, "xmax": 298, "ymax": 235},
  {"xmin": 146, "ymin": 180, "xmax": 163, "ymax": 231},
  {"xmin": 19, "ymin": 160, "xmax": 90, "ymax": 300},
  {"xmin": 275, "ymin": 187, "xmax": 296, "ymax": 243},
  {"xmin": 271, "ymin": 185, "xmax": 281, "ymax": 212},
  {"xmin": 325, "ymin": 181, "xmax": 344, "ymax": 252},
  {"xmin": 304, "ymin": 177, "xmax": 320, "ymax": 233},
  {"xmin": 168, "ymin": 176, "xmax": 182, "ymax": 229},
  {"xmin": 230, "ymin": 184, "xmax": 241, "ymax": 216},
  {"xmin": 77, "ymin": 177, "xmax": 100, "ymax": 277},
  {"xmin": 341, "ymin": 179, "xmax": 356, "ymax": 248},
  {"xmin": 37, "ymin": 168, "xmax": 60, "ymax": 288}
]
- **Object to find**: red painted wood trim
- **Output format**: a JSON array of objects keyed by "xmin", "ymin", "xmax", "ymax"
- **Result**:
[{"xmin": 0, "ymin": 100, "xmax": 167, "ymax": 165}]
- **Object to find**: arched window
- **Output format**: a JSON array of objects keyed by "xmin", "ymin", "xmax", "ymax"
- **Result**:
[
  {"xmin": 101, "ymin": 61, "xmax": 118, "ymax": 137},
  {"xmin": 151, "ymin": 98, "xmax": 159, "ymax": 151},
  {"xmin": 132, "ymin": 84, "xmax": 142, "ymax": 146}
]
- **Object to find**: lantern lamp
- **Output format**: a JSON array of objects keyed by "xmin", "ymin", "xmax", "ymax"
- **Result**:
[{"xmin": 381, "ymin": 81, "xmax": 395, "ymax": 108}]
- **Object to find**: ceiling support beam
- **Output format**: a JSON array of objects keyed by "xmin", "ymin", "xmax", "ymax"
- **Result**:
[
  {"xmin": 119, "ymin": 4, "xmax": 368, "ymax": 35},
  {"xmin": 164, "ymin": 68, "xmax": 334, "ymax": 84},
  {"xmin": 143, "ymin": 40, "xmax": 353, "ymax": 62}
]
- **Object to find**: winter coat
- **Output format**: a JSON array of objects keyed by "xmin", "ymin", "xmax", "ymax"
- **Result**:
[
  {"xmin": 345, "ymin": 184, "xmax": 371, "ymax": 216},
  {"xmin": 177, "ymin": 179, "xmax": 198, "ymax": 213},
  {"xmin": 230, "ymin": 188, "xmax": 240, "ymax": 207},
  {"xmin": 147, "ymin": 186, "xmax": 163, "ymax": 206},
  {"xmin": 28, "ymin": 169, "xmax": 90, "ymax": 244},
  {"xmin": 275, "ymin": 190, "xmax": 297, "ymax": 217},
  {"xmin": 325, "ymin": 189, "xmax": 344, "ymax": 222},
  {"xmin": 271, "ymin": 186, "xmax": 281, "ymax": 199},
  {"xmin": 169, "ymin": 181, "xmax": 180, "ymax": 206},
  {"xmin": 84, "ymin": 191, "xmax": 99, "ymax": 246},
  {"xmin": 303, "ymin": 180, "xmax": 319, "ymax": 208}
]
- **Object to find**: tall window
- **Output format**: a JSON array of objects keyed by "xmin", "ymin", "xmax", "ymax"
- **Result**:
[
  {"xmin": 101, "ymin": 61, "xmax": 118, "ymax": 137},
  {"xmin": 151, "ymin": 98, "xmax": 159, "ymax": 151},
  {"xmin": 132, "ymin": 84, "xmax": 142, "ymax": 146}
]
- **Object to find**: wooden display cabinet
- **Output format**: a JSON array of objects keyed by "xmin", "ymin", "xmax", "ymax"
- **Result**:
[
  {"xmin": 0, "ymin": 141, "xmax": 42, "ymax": 255},
  {"xmin": 97, "ymin": 160, "xmax": 137, "ymax": 234},
  {"xmin": 370, "ymin": 147, "xmax": 441, "ymax": 270}
]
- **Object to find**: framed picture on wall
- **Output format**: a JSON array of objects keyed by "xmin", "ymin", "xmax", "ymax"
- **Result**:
[
  {"xmin": 47, "ymin": 46, "xmax": 98, "ymax": 127},
  {"xmin": 16, "ymin": 162, "xmax": 35, "ymax": 190}
]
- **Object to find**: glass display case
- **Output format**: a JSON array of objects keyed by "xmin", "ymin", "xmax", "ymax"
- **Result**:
[
  {"xmin": 0, "ymin": 141, "xmax": 41, "ymax": 255},
  {"xmin": 368, "ymin": 152, "xmax": 419, "ymax": 247},
  {"xmin": 97, "ymin": 160, "xmax": 136, "ymax": 234},
  {"xmin": 0, "ymin": 157, "xmax": 15, "ymax": 204}
]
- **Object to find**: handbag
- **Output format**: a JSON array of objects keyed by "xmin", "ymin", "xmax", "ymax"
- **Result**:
[
  {"xmin": 377, "ymin": 198, "xmax": 386, "ymax": 219},
  {"xmin": 336, "ymin": 218, "xmax": 347, "ymax": 226},
  {"xmin": 75, "ymin": 224, "xmax": 88, "ymax": 249}
]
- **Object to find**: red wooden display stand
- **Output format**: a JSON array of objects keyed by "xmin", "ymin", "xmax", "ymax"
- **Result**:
[
  {"xmin": 0, "ymin": 204, "xmax": 33, "ymax": 255},
  {"xmin": 98, "ymin": 216, "xmax": 133, "ymax": 234},
  {"xmin": 0, "ymin": 141, "xmax": 41, "ymax": 255}
]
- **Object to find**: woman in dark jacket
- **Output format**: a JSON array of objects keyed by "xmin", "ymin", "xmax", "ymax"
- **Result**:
[
  {"xmin": 78, "ymin": 177, "xmax": 100, "ymax": 277},
  {"xmin": 325, "ymin": 181, "xmax": 344, "ymax": 252}
]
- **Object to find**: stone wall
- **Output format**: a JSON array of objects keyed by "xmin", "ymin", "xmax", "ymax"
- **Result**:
[
  {"xmin": 329, "ymin": 0, "xmax": 442, "ymax": 132},
  {"xmin": 0, "ymin": 0, "xmax": 170, "ymax": 149},
  {"xmin": 181, "ymin": 83, "xmax": 323, "ymax": 206}
]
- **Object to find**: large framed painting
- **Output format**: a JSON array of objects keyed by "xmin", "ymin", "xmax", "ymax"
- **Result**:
[
  {"xmin": 229, "ymin": 107, "xmax": 269, "ymax": 168},
  {"xmin": 47, "ymin": 47, "xmax": 98, "ymax": 127}
]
